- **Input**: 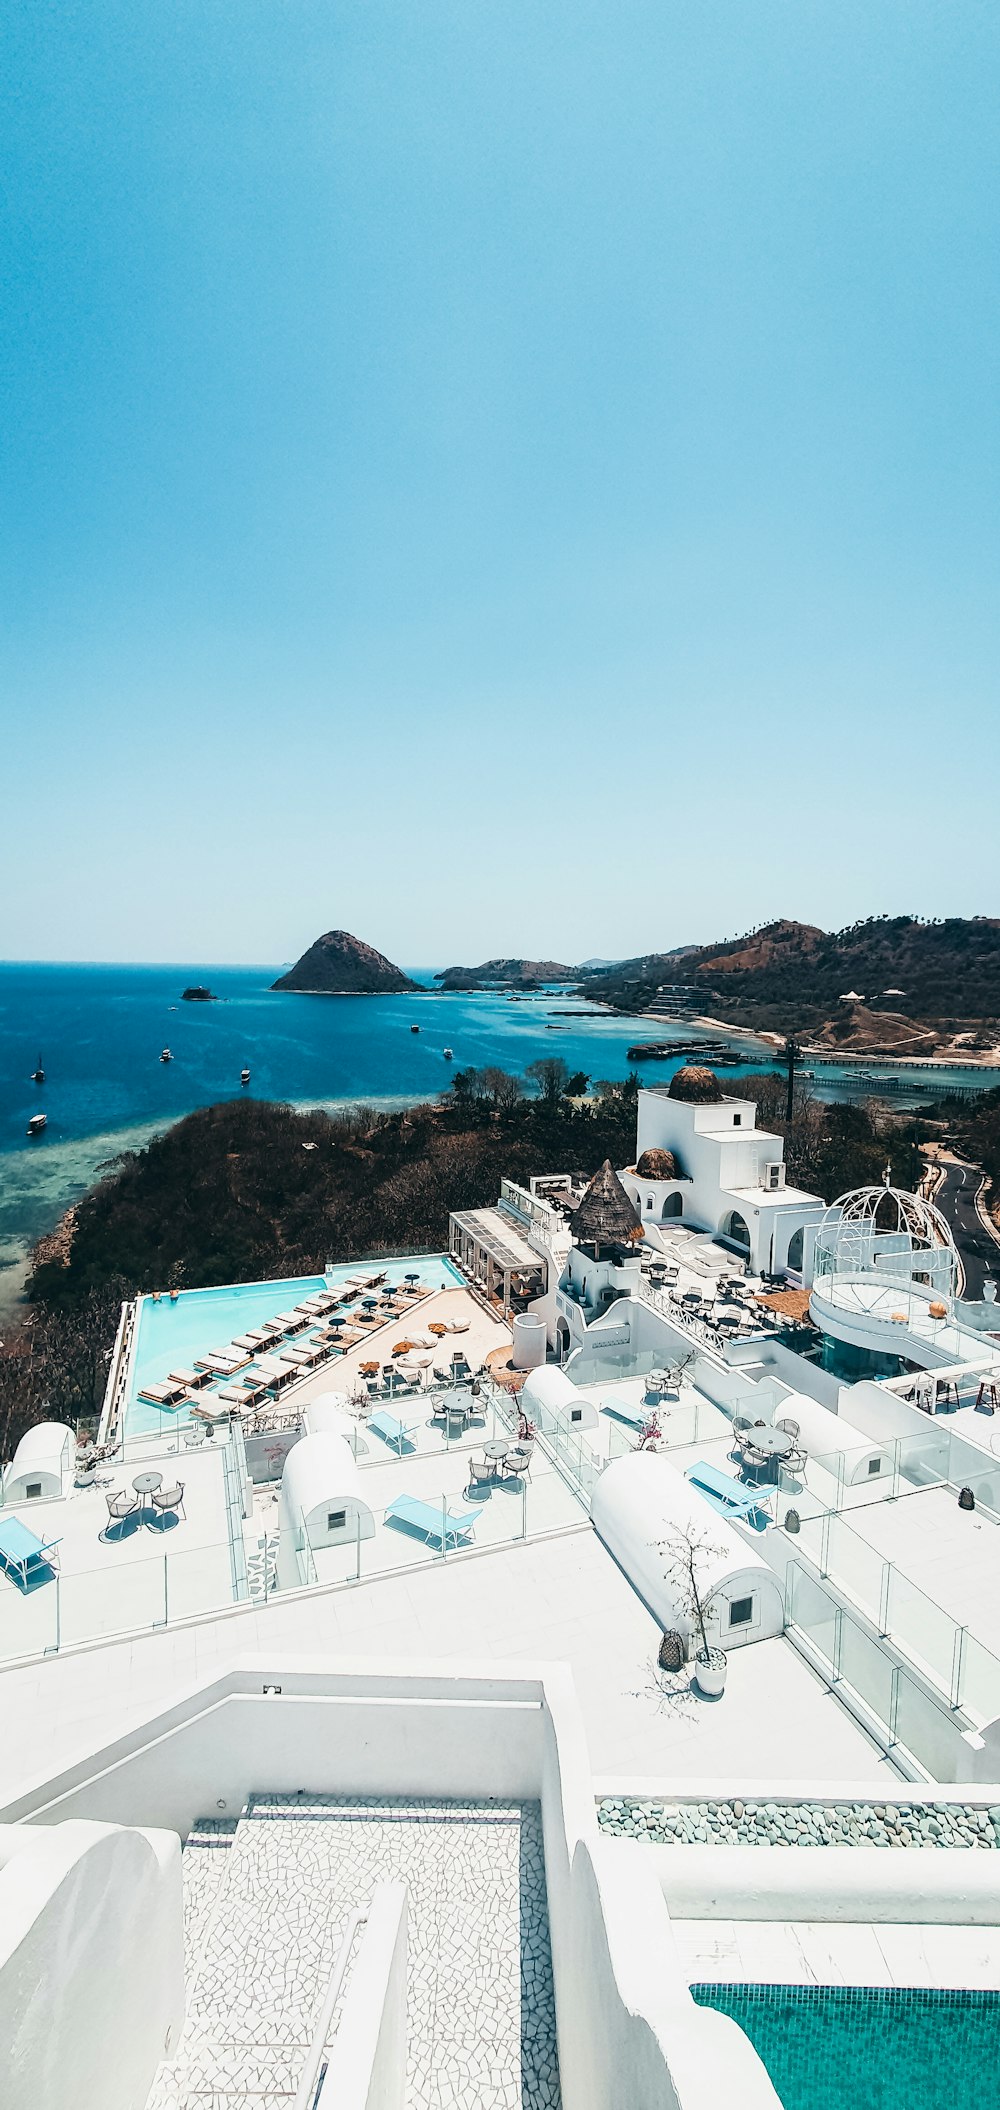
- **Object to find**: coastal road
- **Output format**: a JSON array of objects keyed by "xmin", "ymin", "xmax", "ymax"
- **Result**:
[{"xmin": 932, "ymin": 1158, "xmax": 1000, "ymax": 1301}]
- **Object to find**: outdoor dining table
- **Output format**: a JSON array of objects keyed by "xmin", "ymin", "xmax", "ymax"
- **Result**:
[
  {"xmin": 132, "ymin": 1471, "xmax": 163, "ymax": 1497},
  {"xmin": 484, "ymin": 1439, "xmax": 509, "ymax": 1466},
  {"xmin": 739, "ymin": 1424, "xmax": 793, "ymax": 1483}
]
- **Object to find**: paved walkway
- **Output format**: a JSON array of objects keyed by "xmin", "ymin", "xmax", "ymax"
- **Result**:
[{"xmin": 148, "ymin": 1794, "xmax": 560, "ymax": 2110}]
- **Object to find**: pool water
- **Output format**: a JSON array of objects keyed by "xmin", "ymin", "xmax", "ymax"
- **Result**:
[
  {"xmin": 692, "ymin": 1983, "xmax": 1000, "ymax": 2110},
  {"xmin": 126, "ymin": 1254, "xmax": 464, "ymax": 1436}
]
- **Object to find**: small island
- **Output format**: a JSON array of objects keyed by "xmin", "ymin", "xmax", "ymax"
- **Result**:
[
  {"xmin": 181, "ymin": 986, "xmax": 218, "ymax": 1002},
  {"xmin": 271, "ymin": 929, "xmax": 419, "ymax": 996},
  {"xmin": 435, "ymin": 957, "xmax": 576, "ymax": 992}
]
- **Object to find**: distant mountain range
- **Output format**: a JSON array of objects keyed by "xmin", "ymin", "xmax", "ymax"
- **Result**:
[
  {"xmin": 577, "ymin": 917, "xmax": 1000, "ymax": 1037},
  {"xmin": 269, "ymin": 917, "xmax": 1000, "ymax": 1037}
]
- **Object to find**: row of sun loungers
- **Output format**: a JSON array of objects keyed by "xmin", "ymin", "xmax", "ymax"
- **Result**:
[{"xmin": 138, "ymin": 1379, "xmax": 200, "ymax": 1409}]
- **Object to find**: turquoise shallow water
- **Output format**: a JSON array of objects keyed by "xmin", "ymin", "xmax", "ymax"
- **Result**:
[
  {"xmin": 692, "ymin": 1982, "xmax": 1000, "ymax": 2110},
  {"xmin": 127, "ymin": 1253, "xmax": 463, "ymax": 1436}
]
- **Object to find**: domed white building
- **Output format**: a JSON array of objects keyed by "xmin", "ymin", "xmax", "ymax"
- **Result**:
[{"xmin": 809, "ymin": 1178, "xmax": 965, "ymax": 1372}]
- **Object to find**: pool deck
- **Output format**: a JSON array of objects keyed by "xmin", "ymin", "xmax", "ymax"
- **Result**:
[{"xmin": 678, "ymin": 1917, "xmax": 1000, "ymax": 1990}]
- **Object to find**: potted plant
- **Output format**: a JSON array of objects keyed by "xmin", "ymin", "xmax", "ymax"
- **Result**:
[
  {"xmin": 657, "ymin": 1521, "xmax": 728, "ymax": 1698},
  {"xmin": 516, "ymin": 1405, "xmax": 536, "ymax": 1443}
]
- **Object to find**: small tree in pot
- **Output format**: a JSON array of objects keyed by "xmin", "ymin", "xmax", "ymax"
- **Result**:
[{"xmin": 656, "ymin": 1520, "xmax": 728, "ymax": 1697}]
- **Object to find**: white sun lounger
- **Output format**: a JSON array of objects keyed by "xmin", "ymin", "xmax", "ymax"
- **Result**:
[{"xmin": 253, "ymin": 1357, "xmax": 297, "ymax": 1390}]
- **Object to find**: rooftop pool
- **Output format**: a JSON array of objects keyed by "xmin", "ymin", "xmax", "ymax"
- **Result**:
[
  {"xmin": 126, "ymin": 1254, "xmax": 464, "ymax": 1436},
  {"xmin": 692, "ymin": 1982, "xmax": 1000, "ymax": 2110}
]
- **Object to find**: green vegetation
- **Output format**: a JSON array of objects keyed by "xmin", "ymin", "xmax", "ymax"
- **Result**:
[
  {"xmin": 950, "ymin": 1088, "xmax": 1000, "ymax": 1223},
  {"xmin": 581, "ymin": 916, "xmax": 1000, "ymax": 1034},
  {"xmin": 0, "ymin": 1070, "xmax": 924, "ymax": 1455},
  {"xmin": 734, "ymin": 1072, "xmax": 924, "ymax": 1197}
]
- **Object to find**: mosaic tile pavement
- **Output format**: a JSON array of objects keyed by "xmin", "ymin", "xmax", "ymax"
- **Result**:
[
  {"xmin": 245, "ymin": 1534, "xmax": 279, "ymax": 1604},
  {"xmin": 146, "ymin": 1794, "xmax": 560, "ymax": 2109}
]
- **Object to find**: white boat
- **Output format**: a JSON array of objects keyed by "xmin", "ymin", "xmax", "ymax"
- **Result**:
[
  {"xmin": 240, "ymin": 1068, "xmax": 251, "ymax": 1086},
  {"xmin": 443, "ymin": 1047, "xmax": 454, "ymax": 1060},
  {"xmin": 26, "ymin": 1112, "xmax": 47, "ymax": 1137},
  {"xmin": 160, "ymin": 1048, "xmax": 173, "ymax": 1063}
]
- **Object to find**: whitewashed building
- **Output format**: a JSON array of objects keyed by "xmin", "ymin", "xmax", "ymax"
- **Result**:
[{"xmin": 620, "ymin": 1066, "xmax": 827, "ymax": 1276}]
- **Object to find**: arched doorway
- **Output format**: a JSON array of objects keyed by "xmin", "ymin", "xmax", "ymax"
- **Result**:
[
  {"xmin": 721, "ymin": 1209, "xmax": 751, "ymax": 1256},
  {"xmin": 661, "ymin": 1192, "xmax": 682, "ymax": 1220},
  {"xmin": 556, "ymin": 1317, "xmax": 571, "ymax": 1363},
  {"xmin": 786, "ymin": 1226, "xmax": 804, "ymax": 1272}
]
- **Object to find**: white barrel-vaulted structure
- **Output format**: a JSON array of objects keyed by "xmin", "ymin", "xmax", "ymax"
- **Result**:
[
  {"xmin": 591, "ymin": 1452, "xmax": 783, "ymax": 1651},
  {"xmin": 519, "ymin": 1364, "xmax": 598, "ymax": 1433},
  {"xmin": 2, "ymin": 1421, "xmax": 74, "ymax": 1504},
  {"xmin": 276, "ymin": 1432, "xmax": 374, "ymax": 1588},
  {"xmin": 302, "ymin": 1391, "xmax": 367, "ymax": 1455}
]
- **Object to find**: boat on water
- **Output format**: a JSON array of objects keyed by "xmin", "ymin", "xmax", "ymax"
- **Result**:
[
  {"xmin": 240, "ymin": 1068, "xmax": 251, "ymax": 1086},
  {"xmin": 443, "ymin": 1047, "xmax": 454, "ymax": 1060},
  {"xmin": 160, "ymin": 1048, "xmax": 173, "ymax": 1063},
  {"xmin": 410, "ymin": 1024, "xmax": 420, "ymax": 1033},
  {"xmin": 31, "ymin": 1054, "xmax": 45, "ymax": 1084},
  {"xmin": 26, "ymin": 1112, "xmax": 47, "ymax": 1138}
]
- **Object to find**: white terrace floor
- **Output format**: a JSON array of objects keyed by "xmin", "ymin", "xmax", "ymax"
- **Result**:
[
  {"xmin": 0, "ymin": 1432, "xmax": 240, "ymax": 1660},
  {"xmin": 0, "ymin": 1529, "xmax": 898, "ymax": 1809},
  {"xmin": 253, "ymin": 1442, "xmax": 583, "ymax": 1589}
]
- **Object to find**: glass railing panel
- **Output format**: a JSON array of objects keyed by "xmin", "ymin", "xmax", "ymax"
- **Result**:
[
  {"xmin": 893, "ymin": 1667, "xmax": 963, "ymax": 1777},
  {"xmin": 885, "ymin": 1569, "xmax": 960, "ymax": 1697},
  {"xmin": 823, "ymin": 1515, "xmax": 886, "ymax": 1625},
  {"xmin": 0, "ymin": 1565, "xmax": 60, "ymax": 1660},
  {"xmin": 837, "ymin": 1616, "xmax": 895, "ymax": 1726},
  {"xmin": 785, "ymin": 1562, "xmax": 840, "ymax": 1671},
  {"xmin": 895, "ymin": 1428, "xmax": 949, "ymax": 1490},
  {"xmin": 957, "ymin": 1631, "xmax": 1000, "ymax": 1727},
  {"xmin": 60, "ymin": 1544, "xmax": 169, "ymax": 1647}
]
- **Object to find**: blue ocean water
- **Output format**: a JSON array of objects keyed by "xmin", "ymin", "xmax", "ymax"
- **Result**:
[
  {"xmin": 0, "ymin": 961, "xmax": 740, "ymax": 1282},
  {"xmin": 0, "ymin": 960, "xmax": 989, "ymax": 1300}
]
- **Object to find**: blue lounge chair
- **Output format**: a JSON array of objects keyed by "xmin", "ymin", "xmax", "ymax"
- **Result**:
[
  {"xmin": 685, "ymin": 1462, "xmax": 771, "ymax": 1527},
  {"xmin": 0, "ymin": 1517, "xmax": 62, "ymax": 1589},
  {"xmin": 384, "ymin": 1495, "xmax": 478, "ymax": 1549},
  {"xmin": 367, "ymin": 1410, "xmax": 418, "ymax": 1454}
]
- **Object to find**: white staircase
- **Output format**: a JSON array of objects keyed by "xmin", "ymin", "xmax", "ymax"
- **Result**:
[{"xmin": 146, "ymin": 1795, "xmax": 560, "ymax": 2110}]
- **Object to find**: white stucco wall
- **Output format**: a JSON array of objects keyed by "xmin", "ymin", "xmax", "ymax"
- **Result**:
[
  {"xmin": 0, "ymin": 1661, "xmax": 784, "ymax": 2110},
  {"xmin": 0, "ymin": 1819, "xmax": 183, "ymax": 2110},
  {"xmin": 317, "ymin": 1882, "xmax": 407, "ymax": 2110}
]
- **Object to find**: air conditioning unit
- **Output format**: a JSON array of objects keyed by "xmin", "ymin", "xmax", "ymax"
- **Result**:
[{"xmin": 763, "ymin": 1162, "xmax": 785, "ymax": 1192}]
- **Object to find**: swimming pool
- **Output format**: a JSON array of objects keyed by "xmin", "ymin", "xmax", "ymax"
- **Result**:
[
  {"xmin": 126, "ymin": 1254, "xmax": 465, "ymax": 1436},
  {"xmin": 692, "ymin": 1982, "xmax": 1000, "ymax": 2110}
]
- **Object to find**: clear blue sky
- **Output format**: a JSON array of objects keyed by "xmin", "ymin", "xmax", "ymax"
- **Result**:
[{"xmin": 2, "ymin": 2, "xmax": 997, "ymax": 965}]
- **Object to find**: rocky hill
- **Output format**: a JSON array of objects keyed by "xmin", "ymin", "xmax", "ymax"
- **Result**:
[
  {"xmin": 272, "ymin": 930, "xmax": 418, "ymax": 995},
  {"xmin": 578, "ymin": 917, "xmax": 1000, "ymax": 1033},
  {"xmin": 435, "ymin": 958, "xmax": 575, "ymax": 991}
]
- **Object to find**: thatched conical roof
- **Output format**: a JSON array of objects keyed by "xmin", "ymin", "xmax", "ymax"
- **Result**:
[
  {"xmin": 569, "ymin": 1159, "xmax": 643, "ymax": 1251},
  {"xmin": 635, "ymin": 1146, "xmax": 685, "ymax": 1181},
  {"xmin": 667, "ymin": 1064, "xmax": 723, "ymax": 1104}
]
